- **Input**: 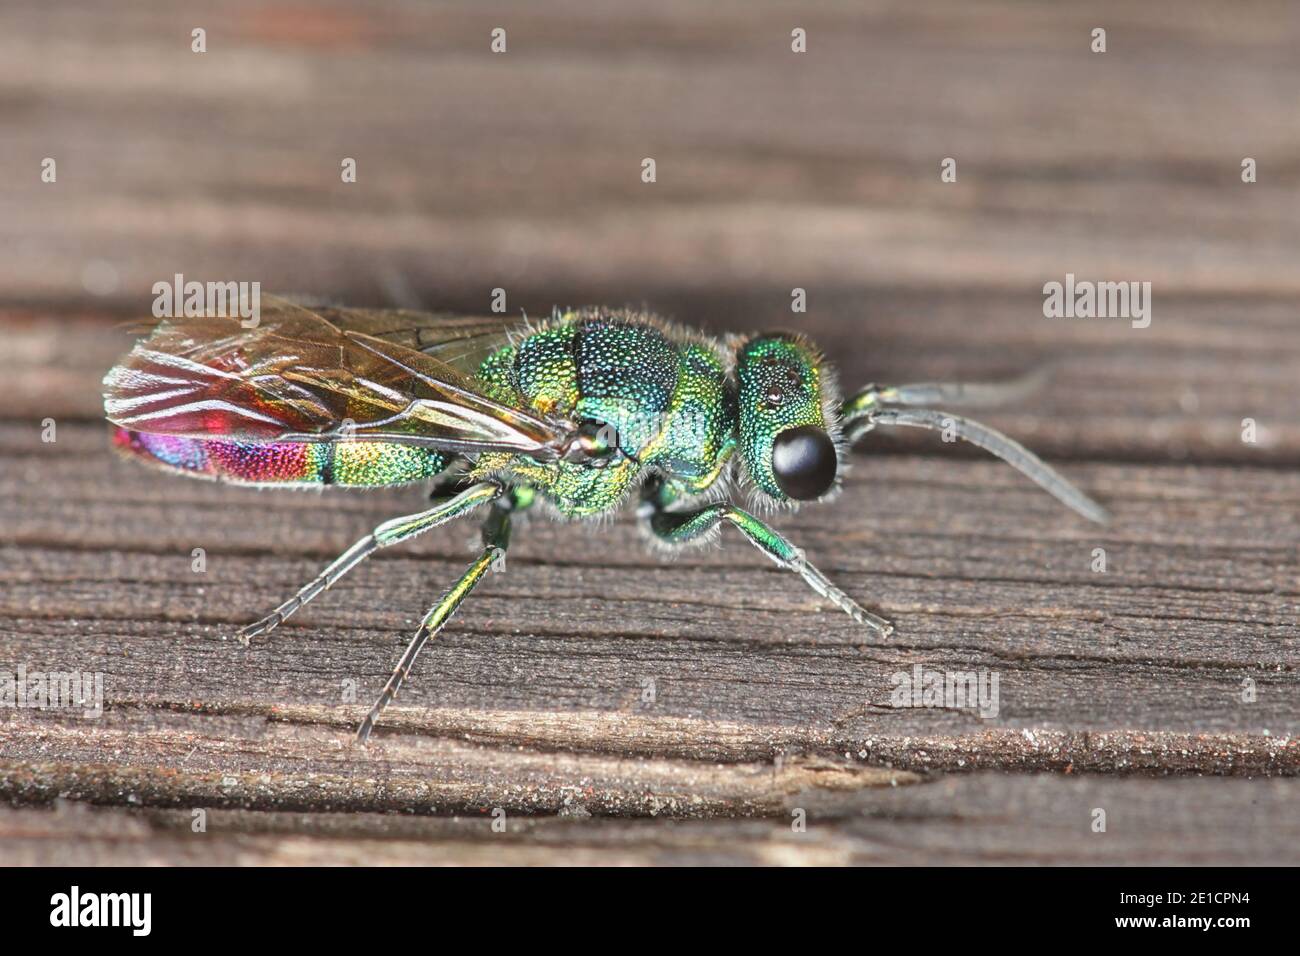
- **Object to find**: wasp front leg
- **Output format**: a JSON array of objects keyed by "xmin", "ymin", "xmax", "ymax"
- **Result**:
[{"xmin": 639, "ymin": 480, "xmax": 892, "ymax": 636}]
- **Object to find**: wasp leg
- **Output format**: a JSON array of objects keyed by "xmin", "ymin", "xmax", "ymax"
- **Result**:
[
  {"xmin": 641, "ymin": 485, "xmax": 892, "ymax": 636},
  {"xmin": 237, "ymin": 481, "xmax": 502, "ymax": 645},
  {"xmin": 355, "ymin": 494, "xmax": 518, "ymax": 744}
]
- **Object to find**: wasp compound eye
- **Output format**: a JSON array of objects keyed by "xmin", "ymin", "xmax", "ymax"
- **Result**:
[{"xmin": 771, "ymin": 425, "xmax": 837, "ymax": 500}]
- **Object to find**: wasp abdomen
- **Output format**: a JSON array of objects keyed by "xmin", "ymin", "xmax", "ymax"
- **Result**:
[{"xmin": 112, "ymin": 428, "xmax": 448, "ymax": 488}]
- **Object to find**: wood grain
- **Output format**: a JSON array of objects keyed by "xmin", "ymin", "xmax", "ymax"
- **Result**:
[
  {"xmin": 3, "ymin": 774, "xmax": 1297, "ymax": 865},
  {"xmin": 3, "ymin": 363, "xmax": 1296, "ymax": 814}
]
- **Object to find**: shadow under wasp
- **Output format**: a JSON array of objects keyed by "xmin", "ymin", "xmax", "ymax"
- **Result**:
[{"xmin": 104, "ymin": 298, "xmax": 1107, "ymax": 742}]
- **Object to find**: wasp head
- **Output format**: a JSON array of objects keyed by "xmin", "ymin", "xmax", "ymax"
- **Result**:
[{"xmin": 734, "ymin": 333, "xmax": 842, "ymax": 503}]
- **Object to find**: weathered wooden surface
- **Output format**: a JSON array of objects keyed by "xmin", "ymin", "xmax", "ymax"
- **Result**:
[
  {"xmin": 3, "ymin": 775, "xmax": 1297, "ymax": 865},
  {"xmin": 3, "ymin": 305, "xmax": 1297, "ymax": 862},
  {"xmin": 1, "ymin": 0, "xmax": 1298, "ymax": 864}
]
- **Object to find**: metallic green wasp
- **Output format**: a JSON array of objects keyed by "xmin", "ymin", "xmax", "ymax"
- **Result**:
[{"xmin": 104, "ymin": 297, "xmax": 1106, "ymax": 742}]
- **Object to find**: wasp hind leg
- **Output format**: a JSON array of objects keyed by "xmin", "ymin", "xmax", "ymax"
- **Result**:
[
  {"xmin": 640, "ymin": 482, "xmax": 892, "ymax": 637},
  {"xmin": 237, "ymin": 481, "xmax": 502, "ymax": 645},
  {"xmin": 355, "ymin": 488, "xmax": 528, "ymax": 744}
]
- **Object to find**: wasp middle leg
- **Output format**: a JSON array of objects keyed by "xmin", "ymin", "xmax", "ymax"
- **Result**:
[
  {"xmin": 639, "ymin": 480, "xmax": 892, "ymax": 636},
  {"xmin": 355, "ymin": 487, "xmax": 530, "ymax": 743}
]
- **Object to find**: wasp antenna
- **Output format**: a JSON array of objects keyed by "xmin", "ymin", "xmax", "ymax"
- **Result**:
[
  {"xmin": 888, "ymin": 365, "xmax": 1054, "ymax": 409},
  {"xmin": 842, "ymin": 367, "xmax": 1052, "ymax": 425},
  {"xmin": 870, "ymin": 407, "xmax": 1109, "ymax": 524}
]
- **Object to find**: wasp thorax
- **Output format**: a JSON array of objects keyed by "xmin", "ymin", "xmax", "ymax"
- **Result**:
[{"xmin": 735, "ymin": 333, "xmax": 838, "ymax": 502}]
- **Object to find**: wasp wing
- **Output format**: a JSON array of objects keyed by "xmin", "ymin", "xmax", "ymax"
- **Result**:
[
  {"xmin": 103, "ymin": 297, "xmax": 565, "ymax": 457},
  {"xmin": 305, "ymin": 305, "xmax": 523, "ymax": 378}
]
